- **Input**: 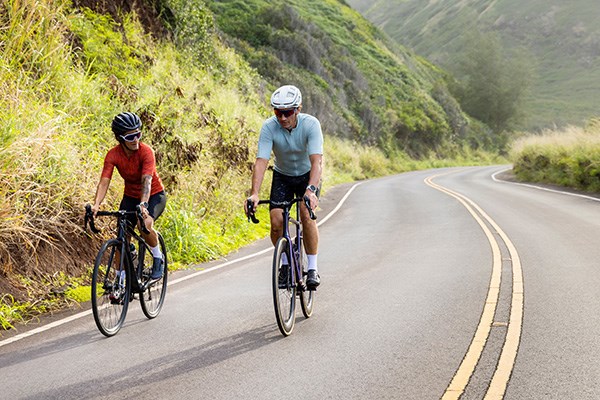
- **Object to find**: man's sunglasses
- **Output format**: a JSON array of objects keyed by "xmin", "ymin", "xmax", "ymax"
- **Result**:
[
  {"xmin": 120, "ymin": 130, "xmax": 142, "ymax": 142},
  {"xmin": 274, "ymin": 108, "xmax": 297, "ymax": 118}
]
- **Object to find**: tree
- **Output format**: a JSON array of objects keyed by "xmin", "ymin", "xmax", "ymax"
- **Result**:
[{"xmin": 449, "ymin": 31, "xmax": 532, "ymax": 133}]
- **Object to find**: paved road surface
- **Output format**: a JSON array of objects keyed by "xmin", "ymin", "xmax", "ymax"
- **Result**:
[{"xmin": 1, "ymin": 166, "xmax": 599, "ymax": 399}]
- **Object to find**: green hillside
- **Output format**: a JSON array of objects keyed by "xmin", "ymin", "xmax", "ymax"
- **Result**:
[
  {"xmin": 0, "ymin": 0, "xmax": 501, "ymax": 329},
  {"xmin": 204, "ymin": 0, "xmax": 495, "ymax": 156},
  {"xmin": 347, "ymin": 0, "xmax": 600, "ymax": 130}
]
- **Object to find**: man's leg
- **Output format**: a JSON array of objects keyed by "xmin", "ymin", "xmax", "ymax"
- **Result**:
[
  {"xmin": 300, "ymin": 207, "xmax": 320, "ymax": 288},
  {"xmin": 269, "ymin": 208, "xmax": 284, "ymax": 246}
]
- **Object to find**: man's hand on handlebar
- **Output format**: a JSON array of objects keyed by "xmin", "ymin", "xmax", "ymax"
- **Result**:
[{"xmin": 245, "ymin": 195, "xmax": 259, "ymax": 217}]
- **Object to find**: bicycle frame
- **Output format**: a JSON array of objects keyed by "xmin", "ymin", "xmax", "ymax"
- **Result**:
[
  {"xmin": 280, "ymin": 201, "xmax": 303, "ymax": 287},
  {"xmin": 115, "ymin": 215, "xmax": 152, "ymax": 293},
  {"xmin": 247, "ymin": 196, "xmax": 316, "ymax": 336},
  {"xmin": 85, "ymin": 204, "xmax": 168, "ymax": 336},
  {"xmin": 86, "ymin": 205, "xmax": 153, "ymax": 293},
  {"xmin": 248, "ymin": 197, "xmax": 315, "ymax": 289}
]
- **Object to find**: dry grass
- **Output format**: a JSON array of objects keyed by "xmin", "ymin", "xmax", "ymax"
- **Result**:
[{"xmin": 510, "ymin": 118, "xmax": 600, "ymax": 191}]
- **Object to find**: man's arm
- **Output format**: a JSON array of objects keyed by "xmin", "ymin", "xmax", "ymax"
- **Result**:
[
  {"xmin": 246, "ymin": 158, "xmax": 269, "ymax": 214},
  {"xmin": 304, "ymin": 154, "xmax": 322, "ymax": 209}
]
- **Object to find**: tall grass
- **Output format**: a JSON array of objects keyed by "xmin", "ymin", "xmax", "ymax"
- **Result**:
[{"xmin": 511, "ymin": 118, "xmax": 600, "ymax": 191}]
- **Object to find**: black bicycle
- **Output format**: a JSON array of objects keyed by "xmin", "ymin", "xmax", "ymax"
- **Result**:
[
  {"xmin": 84, "ymin": 204, "xmax": 168, "ymax": 337},
  {"xmin": 247, "ymin": 197, "xmax": 316, "ymax": 336}
]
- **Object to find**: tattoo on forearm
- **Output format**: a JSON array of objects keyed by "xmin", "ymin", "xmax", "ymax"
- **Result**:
[{"xmin": 141, "ymin": 175, "xmax": 152, "ymax": 199}]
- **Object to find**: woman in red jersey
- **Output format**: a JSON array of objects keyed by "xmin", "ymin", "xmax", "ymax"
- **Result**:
[{"xmin": 91, "ymin": 112, "xmax": 167, "ymax": 281}]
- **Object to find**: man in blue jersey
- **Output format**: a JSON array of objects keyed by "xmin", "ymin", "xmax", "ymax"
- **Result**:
[{"xmin": 246, "ymin": 85, "xmax": 324, "ymax": 288}]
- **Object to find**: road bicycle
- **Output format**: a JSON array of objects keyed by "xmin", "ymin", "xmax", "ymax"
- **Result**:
[
  {"xmin": 84, "ymin": 204, "xmax": 168, "ymax": 337},
  {"xmin": 247, "ymin": 196, "xmax": 316, "ymax": 336}
]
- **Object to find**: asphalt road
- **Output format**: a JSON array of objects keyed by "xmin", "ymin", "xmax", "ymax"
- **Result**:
[{"xmin": 1, "ymin": 165, "xmax": 600, "ymax": 399}]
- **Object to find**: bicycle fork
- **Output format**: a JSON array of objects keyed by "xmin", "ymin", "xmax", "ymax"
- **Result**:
[{"xmin": 107, "ymin": 243, "xmax": 128, "ymax": 304}]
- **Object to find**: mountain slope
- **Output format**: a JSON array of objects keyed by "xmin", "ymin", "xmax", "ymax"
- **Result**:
[
  {"xmin": 347, "ymin": 0, "xmax": 600, "ymax": 130},
  {"xmin": 205, "ymin": 0, "xmax": 492, "ymax": 156}
]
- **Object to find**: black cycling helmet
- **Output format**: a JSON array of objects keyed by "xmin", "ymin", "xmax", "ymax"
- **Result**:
[{"xmin": 111, "ymin": 112, "xmax": 142, "ymax": 139}]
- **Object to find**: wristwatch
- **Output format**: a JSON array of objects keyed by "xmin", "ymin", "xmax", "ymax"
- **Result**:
[
  {"xmin": 140, "ymin": 201, "xmax": 149, "ymax": 209},
  {"xmin": 306, "ymin": 184, "xmax": 317, "ymax": 194}
]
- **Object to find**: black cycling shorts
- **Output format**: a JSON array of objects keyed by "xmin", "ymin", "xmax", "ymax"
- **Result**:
[
  {"xmin": 269, "ymin": 170, "xmax": 319, "ymax": 210},
  {"xmin": 120, "ymin": 191, "xmax": 167, "ymax": 225}
]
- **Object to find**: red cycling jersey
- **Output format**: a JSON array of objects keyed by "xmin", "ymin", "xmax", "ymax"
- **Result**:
[{"xmin": 101, "ymin": 142, "xmax": 164, "ymax": 199}]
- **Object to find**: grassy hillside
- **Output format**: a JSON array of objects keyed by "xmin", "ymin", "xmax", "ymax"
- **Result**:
[
  {"xmin": 205, "ymin": 0, "xmax": 499, "ymax": 156},
  {"xmin": 0, "ymin": 0, "xmax": 503, "ymax": 330},
  {"xmin": 347, "ymin": 0, "xmax": 600, "ymax": 131}
]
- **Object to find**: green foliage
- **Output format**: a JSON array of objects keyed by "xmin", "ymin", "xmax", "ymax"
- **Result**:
[
  {"xmin": 64, "ymin": 286, "xmax": 91, "ymax": 303},
  {"xmin": 162, "ymin": 0, "xmax": 215, "ymax": 66},
  {"xmin": 511, "ymin": 121, "xmax": 600, "ymax": 191},
  {"xmin": 205, "ymin": 0, "xmax": 480, "ymax": 157},
  {"xmin": 447, "ymin": 31, "xmax": 532, "ymax": 134},
  {"xmin": 0, "ymin": 295, "xmax": 26, "ymax": 330},
  {"xmin": 69, "ymin": 9, "xmax": 150, "ymax": 81}
]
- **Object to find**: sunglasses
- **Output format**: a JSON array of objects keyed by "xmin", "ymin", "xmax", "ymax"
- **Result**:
[
  {"xmin": 274, "ymin": 108, "xmax": 297, "ymax": 118},
  {"xmin": 120, "ymin": 130, "xmax": 142, "ymax": 142}
]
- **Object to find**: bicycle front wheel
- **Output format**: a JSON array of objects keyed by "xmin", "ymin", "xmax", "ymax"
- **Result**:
[
  {"xmin": 273, "ymin": 237, "xmax": 296, "ymax": 336},
  {"xmin": 140, "ymin": 232, "xmax": 168, "ymax": 318},
  {"xmin": 299, "ymin": 241, "xmax": 315, "ymax": 318},
  {"xmin": 91, "ymin": 239, "xmax": 130, "ymax": 337}
]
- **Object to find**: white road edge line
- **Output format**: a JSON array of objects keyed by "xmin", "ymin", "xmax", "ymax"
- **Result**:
[
  {"xmin": 492, "ymin": 167, "xmax": 600, "ymax": 202},
  {"xmin": 0, "ymin": 182, "xmax": 364, "ymax": 348}
]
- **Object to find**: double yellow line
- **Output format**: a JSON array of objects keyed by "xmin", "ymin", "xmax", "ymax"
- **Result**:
[{"xmin": 425, "ymin": 173, "xmax": 523, "ymax": 400}]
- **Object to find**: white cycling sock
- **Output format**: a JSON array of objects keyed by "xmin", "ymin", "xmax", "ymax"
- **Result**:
[
  {"xmin": 307, "ymin": 254, "xmax": 318, "ymax": 271},
  {"xmin": 150, "ymin": 245, "xmax": 162, "ymax": 258},
  {"xmin": 281, "ymin": 252, "xmax": 289, "ymax": 265}
]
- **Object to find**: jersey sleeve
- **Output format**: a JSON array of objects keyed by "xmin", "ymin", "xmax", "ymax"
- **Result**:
[
  {"xmin": 140, "ymin": 144, "xmax": 156, "ymax": 176},
  {"xmin": 100, "ymin": 149, "xmax": 116, "ymax": 180},
  {"xmin": 306, "ymin": 118, "xmax": 324, "ymax": 155},
  {"xmin": 257, "ymin": 123, "xmax": 273, "ymax": 160}
]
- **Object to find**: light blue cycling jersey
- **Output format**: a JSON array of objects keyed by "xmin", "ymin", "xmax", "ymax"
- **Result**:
[{"xmin": 257, "ymin": 113, "xmax": 323, "ymax": 177}]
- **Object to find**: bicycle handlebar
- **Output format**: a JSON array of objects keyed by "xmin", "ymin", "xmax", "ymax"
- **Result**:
[
  {"xmin": 85, "ymin": 204, "xmax": 150, "ymax": 235},
  {"xmin": 246, "ymin": 196, "xmax": 316, "ymax": 224}
]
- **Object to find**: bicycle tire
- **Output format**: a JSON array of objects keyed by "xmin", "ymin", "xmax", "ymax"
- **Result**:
[
  {"xmin": 299, "ymin": 241, "xmax": 315, "ymax": 318},
  {"xmin": 91, "ymin": 239, "xmax": 130, "ymax": 337},
  {"xmin": 273, "ymin": 237, "xmax": 296, "ymax": 336},
  {"xmin": 140, "ymin": 232, "xmax": 168, "ymax": 318}
]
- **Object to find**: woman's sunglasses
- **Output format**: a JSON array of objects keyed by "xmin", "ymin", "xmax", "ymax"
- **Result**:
[
  {"xmin": 274, "ymin": 108, "xmax": 297, "ymax": 118},
  {"xmin": 120, "ymin": 130, "xmax": 142, "ymax": 142}
]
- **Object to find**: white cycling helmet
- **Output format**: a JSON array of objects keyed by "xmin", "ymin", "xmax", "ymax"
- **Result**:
[{"xmin": 270, "ymin": 85, "xmax": 302, "ymax": 109}]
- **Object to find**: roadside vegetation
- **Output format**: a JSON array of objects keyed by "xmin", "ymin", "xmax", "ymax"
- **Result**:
[
  {"xmin": 0, "ymin": 0, "xmax": 504, "ymax": 332},
  {"xmin": 511, "ymin": 119, "xmax": 600, "ymax": 192}
]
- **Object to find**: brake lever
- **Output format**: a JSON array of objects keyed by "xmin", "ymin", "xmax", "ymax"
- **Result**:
[
  {"xmin": 84, "ymin": 204, "xmax": 101, "ymax": 234},
  {"xmin": 246, "ymin": 199, "xmax": 260, "ymax": 224},
  {"xmin": 136, "ymin": 205, "xmax": 151, "ymax": 234},
  {"xmin": 303, "ymin": 196, "xmax": 317, "ymax": 220}
]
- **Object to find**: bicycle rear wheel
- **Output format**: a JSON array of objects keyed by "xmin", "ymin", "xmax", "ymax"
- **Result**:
[
  {"xmin": 299, "ymin": 241, "xmax": 315, "ymax": 318},
  {"xmin": 91, "ymin": 239, "xmax": 130, "ymax": 337},
  {"xmin": 273, "ymin": 237, "xmax": 296, "ymax": 336},
  {"xmin": 140, "ymin": 232, "xmax": 168, "ymax": 318}
]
